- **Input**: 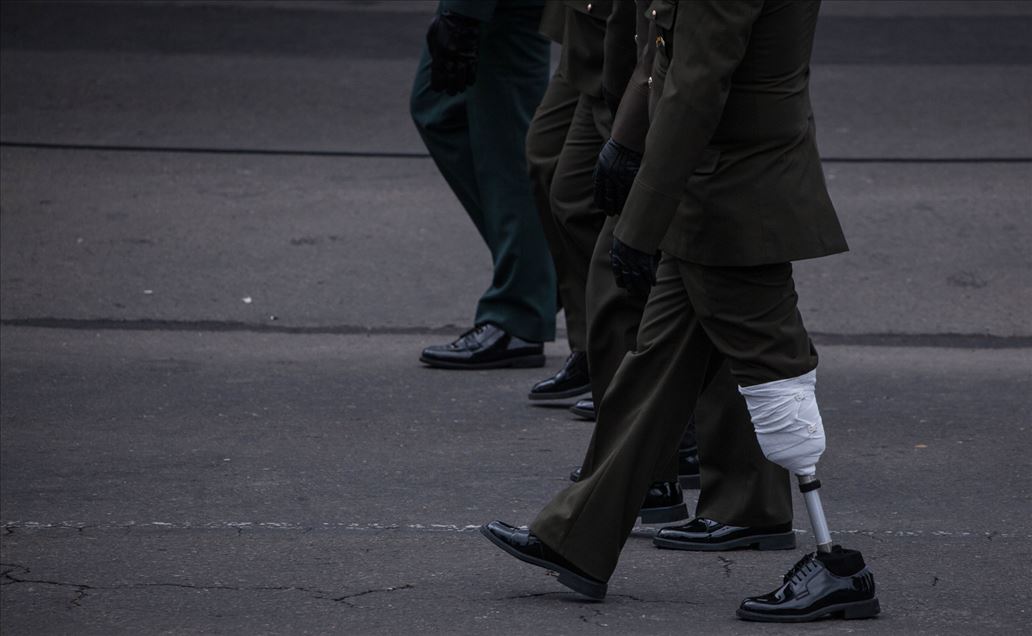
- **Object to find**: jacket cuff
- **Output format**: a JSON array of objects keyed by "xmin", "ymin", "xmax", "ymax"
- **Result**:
[{"xmin": 613, "ymin": 177, "xmax": 679, "ymax": 253}]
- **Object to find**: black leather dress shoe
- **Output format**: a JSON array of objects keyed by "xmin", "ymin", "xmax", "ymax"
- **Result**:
[
  {"xmin": 654, "ymin": 517, "xmax": 796, "ymax": 551},
  {"xmin": 479, "ymin": 521, "xmax": 607, "ymax": 600},
  {"xmin": 565, "ymin": 471, "xmax": 688, "ymax": 524},
  {"xmin": 528, "ymin": 351, "xmax": 591, "ymax": 400},
  {"xmin": 678, "ymin": 445, "xmax": 700, "ymax": 489},
  {"xmin": 737, "ymin": 546, "xmax": 879, "ymax": 622},
  {"xmin": 419, "ymin": 323, "xmax": 544, "ymax": 370},
  {"xmin": 640, "ymin": 481, "xmax": 689, "ymax": 524},
  {"xmin": 569, "ymin": 398, "xmax": 596, "ymax": 420}
]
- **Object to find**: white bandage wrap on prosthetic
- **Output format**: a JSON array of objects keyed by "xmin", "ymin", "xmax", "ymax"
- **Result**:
[{"xmin": 738, "ymin": 369, "xmax": 825, "ymax": 476}]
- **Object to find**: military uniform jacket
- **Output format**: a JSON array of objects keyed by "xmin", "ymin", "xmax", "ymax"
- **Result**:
[
  {"xmin": 614, "ymin": 0, "xmax": 848, "ymax": 266},
  {"xmin": 605, "ymin": 0, "xmax": 654, "ymax": 152},
  {"xmin": 539, "ymin": 0, "xmax": 614, "ymax": 97}
]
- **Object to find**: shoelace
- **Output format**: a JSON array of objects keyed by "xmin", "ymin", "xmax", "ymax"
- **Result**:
[
  {"xmin": 455, "ymin": 324, "xmax": 490, "ymax": 347},
  {"xmin": 782, "ymin": 552, "xmax": 818, "ymax": 585}
]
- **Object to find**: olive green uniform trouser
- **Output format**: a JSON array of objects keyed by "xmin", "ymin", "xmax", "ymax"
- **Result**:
[
  {"xmin": 533, "ymin": 256, "xmax": 813, "ymax": 582},
  {"xmin": 411, "ymin": 4, "xmax": 556, "ymax": 343},
  {"xmin": 583, "ymin": 216, "xmax": 793, "ymax": 525},
  {"xmin": 526, "ymin": 70, "xmax": 610, "ymax": 351},
  {"xmin": 525, "ymin": 71, "xmax": 579, "ymax": 327}
]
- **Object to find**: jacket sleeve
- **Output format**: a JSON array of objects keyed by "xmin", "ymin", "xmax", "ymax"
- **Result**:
[
  {"xmin": 440, "ymin": 0, "xmax": 498, "ymax": 22},
  {"xmin": 609, "ymin": 3, "xmax": 654, "ymax": 154},
  {"xmin": 602, "ymin": 0, "xmax": 638, "ymax": 99},
  {"xmin": 614, "ymin": 0, "xmax": 763, "ymax": 253}
]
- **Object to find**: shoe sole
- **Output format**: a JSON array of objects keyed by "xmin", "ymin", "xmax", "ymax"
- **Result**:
[
  {"xmin": 678, "ymin": 473, "xmax": 700, "ymax": 490},
  {"xmin": 478, "ymin": 525, "xmax": 607, "ymax": 600},
  {"xmin": 419, "ymin": 354, "xmax": 545, "ymax": 370},
  {"xmin": 639, "ymin": 502, "xmax": 690, "ymax": 525},
  {"xmin": 736, "ymin": 597, "xmax": 880, "ymax": 622},
  {"xmin": 527, "ymin": 384, "xmax": 592, "ymax": 401},
  {"xmin": 653, "ymin": 531, "xmax": 796, "ymax": 551}
]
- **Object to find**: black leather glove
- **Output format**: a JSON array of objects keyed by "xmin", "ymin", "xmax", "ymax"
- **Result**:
[
  {"xmin": 426, "ymin": 11, "xmax": 481, "ymax": 96},
  {"xmin": 610, "ymin": 237, "xmax": 660, "ymax": 299},
  {"xmin": 593, "ymin": 138, "xmax": 642, "ymax": 216}
]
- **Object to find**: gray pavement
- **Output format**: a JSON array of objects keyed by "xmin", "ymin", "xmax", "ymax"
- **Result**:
[{"xmin": 2, "ymin": 1, "xmax": 1031, "ymax": 634}]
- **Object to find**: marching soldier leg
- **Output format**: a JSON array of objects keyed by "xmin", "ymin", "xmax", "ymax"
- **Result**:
[
  {"xmin": 571, "ymin": 215, "xmax": 645, "ymax": 420},
  {"xmin": 571, "ymin": 221, "xmax": 690, "ymax": 493},
  {"xmin": 464, "ymin": 8, "xmax": 556, "ymax": 342},
  {"xmin": 652, "ymin": 360, "xmax": 795, "ymax": 552},
  {"xmin": 585, "ymin": 211, "xmax": 640, "ymax": 406},
  {"xmin": 525, "ymin": 71, "xmax": 591, "ymax": 400},
  {"xmin": 410, "ymin": 47, "xmax": 484, "ymax": 235},
  {"xmin": 527, "ymin": 92, "xmax": 610, "ymax": 402},
  {"xmin": 529, "ymin": 256, "xmax": 721, "ymax": 583},
  {"xmin": 674, "ymin": 260, "xmax": 879, "ymax": 622},
  {"xmin": 547, "ymin": 94, "xmax": 610, "ymax": 353},
  {"xmin": 694, "ymin": 365, "xmax": 793, "ymax": 529},
  {"xmin": 526, "ymin": 69, "xmax": 578, "ymax": 314},
  {"xmin": 582, "ymin": 215, "xmax": 678, "ymax": 486}
]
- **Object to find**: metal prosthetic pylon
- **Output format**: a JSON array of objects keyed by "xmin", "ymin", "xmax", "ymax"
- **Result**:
[{"xmin": 797, "ymin": 474, "xmax": 832, "ymax": 553}]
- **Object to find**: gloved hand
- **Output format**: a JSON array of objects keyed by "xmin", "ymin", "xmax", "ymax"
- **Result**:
[
  {"xmin": 426, "ymin": 11, "xmax": 481, "ymax": 95},
  {"xmin": 593, "ymin": 138, "xmax": 642, "ymax": 216},
  {"xmin": 610, "ymin": 237, "xmax": 660, "ymax": 299}
]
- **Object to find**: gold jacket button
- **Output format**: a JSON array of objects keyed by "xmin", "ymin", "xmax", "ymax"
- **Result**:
[
  {"xmin": 587, "ymin": 3, "xmax": 592, "ymax": 10},
  {"xmin": 652, "ymin": 9, "xmax": 657, "ymax": 17},
  {"xmin": 656, "ymin": 35, "xmax": 665, "ymax": 48},
  {"xmin": 647, "ymin": 76, "xmax": 653, "ymax": 88}
]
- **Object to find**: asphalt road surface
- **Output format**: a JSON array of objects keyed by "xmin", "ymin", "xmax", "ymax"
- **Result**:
[{"xmin": 2, "ymin": 1, "xmax": 1031, "ymax": 634}]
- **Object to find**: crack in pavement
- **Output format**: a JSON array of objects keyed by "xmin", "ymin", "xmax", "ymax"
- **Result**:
[
  {"xmin": 333, "ymin": 584, "xmax": 415, "ymax": 606},
  {"xmin": 717, "ymin": 556, "xmax": 734, "ymax": 578},
  {"xmin": 494, "ymin": 591, "xmax": 566, "ymax": 601},
  {"xmin": 0, "ymin": 562, "xmax": 413, "ymax": 608},
  {"xmin": 0, "ymin": 564, "xmax": 93, "ymax": 609}
]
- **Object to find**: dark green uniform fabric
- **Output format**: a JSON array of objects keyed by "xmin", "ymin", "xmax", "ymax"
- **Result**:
[
  {"xmin": 546, "ymin": 93, "xmax": 611, "ymax": 351},
  {"xmin": 411, "ymin": 0, "xmax": 557, "ymax": 343},
  {"xmin": 526, "ymin": 70, "xmax": 580, "ymax": 323},
  {"xmin": 615, "ymin": 0, "xmax": 848, "ymax": 264},
  {"xmin": 584, "ymin": 217, "xmax": 791, "ymax": 518},
  {"xmin": 526, "ymin": 1, "xmax": 611, "ymax": 351},
  {"xmin": 553, "ymin": 0, "xmax": 613, "ymax": 97},
  {"xmin": 583, "ymin": 0, "xmax": 792, "ymax": 517},
  {"xmin": 531, "ymin": 0, "xmax": 839, "ymax": 582},
  {"xmin": 534, "ymin": 257, "xmax": 817, "ymax": 581}
]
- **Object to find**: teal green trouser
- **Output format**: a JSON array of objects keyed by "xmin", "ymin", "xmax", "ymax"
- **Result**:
[{"xmin": 410, "ymin": 7, "xmax": 556, "ymax": 343}]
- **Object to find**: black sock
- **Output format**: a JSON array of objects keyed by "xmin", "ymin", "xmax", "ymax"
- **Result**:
[{"xmin": 816, "ymin": 545, "xmax": 866, "ymax": 576}]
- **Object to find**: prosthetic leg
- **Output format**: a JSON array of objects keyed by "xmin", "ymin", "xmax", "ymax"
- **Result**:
[
  {"xmin": 735, "ymin": 370, "xmax": 880, "ymax": 622},
  {"xmin": 798, "ymin": 474, "xmax": 832, "ymax": 553}
]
